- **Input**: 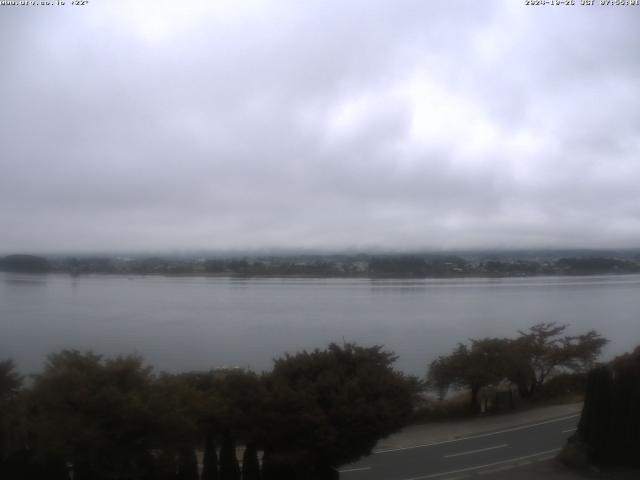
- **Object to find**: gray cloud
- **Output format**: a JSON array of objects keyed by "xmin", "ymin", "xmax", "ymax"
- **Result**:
[{"xmin": 1, "ymin": 0, "xmax": 640, "ymax": 253}]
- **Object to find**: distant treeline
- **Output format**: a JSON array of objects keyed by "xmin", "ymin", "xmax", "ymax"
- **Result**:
[
  {"xmin": 0, "ymin": 255, "xmax": 49, "ymax": 273},
  {"xmin": 2, "ymin": 253, "xmax": 640, "ymax": 278}
]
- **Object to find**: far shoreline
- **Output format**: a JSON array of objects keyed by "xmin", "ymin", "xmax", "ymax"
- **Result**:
[
  {"xmin": 3, "ymin": 252, "xmax": 640, "ymax": 279},
  {"xmin": 4, "ymin": 270, "xmax": 640, "ymax": 281}
]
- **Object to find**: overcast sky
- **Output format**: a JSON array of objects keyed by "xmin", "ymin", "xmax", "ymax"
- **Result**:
[{"xmin": 1, "ymin": 0, "xmax": 639, "ymax": 254}]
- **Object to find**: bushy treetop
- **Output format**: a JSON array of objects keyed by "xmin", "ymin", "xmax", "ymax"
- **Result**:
[
  {"xmin": 263, "ymin": 343, "xmax": 418, "ymax": 468},
  {"xmin": 427, "ymin": 323, "xmax": 608, "ymax": 409}
]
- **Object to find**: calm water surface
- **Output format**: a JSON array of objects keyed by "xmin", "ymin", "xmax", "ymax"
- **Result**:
[{"xmin": 2, "ymin": 272, "xmax": 639, "ymax": 375}]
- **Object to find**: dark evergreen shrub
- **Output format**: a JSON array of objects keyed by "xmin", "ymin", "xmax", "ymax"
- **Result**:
[
  {"xmin": 201, "ymin": 436, "xmax": 219, "ymax": 480},
  {"xmin": 578, "ymin": 366, "xmax": 613, "ymax": 463},
  {"xmin": 219, "ymin": 431, "xmax": 240, "ymax": 480},
  {"xmin": 156, "ymin": 450, "xmax": 178, "ymax": 480},
  {"xmin": 241, "ymin": 443, "xmax": 260, "ymax": 480},
  {"xmin": 177, "ymin": 447, "xmax": 199, "ymax": 480}
]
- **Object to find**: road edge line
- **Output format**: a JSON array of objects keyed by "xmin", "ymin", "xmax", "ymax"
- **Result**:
[
  {"xmin": 375, "ymin": 413, "xmax": 579, "ymax": 454},
  {"xmin": 402, "ymin": 448, "xmax": 562, "ymax": 480}
]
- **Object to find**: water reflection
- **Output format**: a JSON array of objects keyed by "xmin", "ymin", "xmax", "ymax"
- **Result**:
[
  {"xmin": 2, "ymin": 273, "xmax": 48, "ymax": 287},
  {"xmin": 369, "ymin": 280, "xmax": 427, "ymax": 294}
]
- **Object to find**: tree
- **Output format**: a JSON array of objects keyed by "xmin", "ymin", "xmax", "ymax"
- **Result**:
[
  {"xmin": 573, "ymin": 346, "xmax": 640, "ymax": 467},
  {"xmin": 427, "ymin": 338, "xmax": 510, "ymax": 412},
  {"xmin": 219, "ymin": 430, "xmax": 240, "ymax": 480},
  {"xmin": 177, "ymin": 447, "xmax": 199, "ymax": 480},
  {"xmin": 149, "ymin": 373, "xmax": 202, "ymax": 451},
  {"xmin": 609, "ymin": 346, "xmax": 640, "ymax": 465},
  {"xmin": 427, "ymin": 324, "xmax": 607, "ymax": 409},
  {"xmin": 261, "ymin": 451, "xmax": 295, "ymax": 480},
  {"xmin": 0, "ymin": 254, "xmax": 49, "ymax": 273},
  {"xmin": 201, "ymin": 435, "xmax": 219, "ymax": 480},
  {"xmin": 0, "ymin": 359, "xmax": 22, "ymax": 465},
  {"xmin": 262, "ymin": 343, "xmax": 416, "ymax": 476},
  {"xmin": 156, "ymin": 449, "xmax": 178, "ymax": 480},
  {"xmin": 368, "ymin": 257, "xmax": 428, "ymax": 277},
  {"xmin": 178, "ymin": 368, "xmax": 267, "ymax": 454},
  {"xmin": 577, "ymin": 366, "xmax": 614, "ymax": 462},
  {"xmin": 0, "ymin": 360, "xmax": 22, "ymax": 401},
  {"xmin": 30, "ymin": 350, "xmax": 157, "ymax": 480},
  {"xmin": 1, "ymin": 448, "xmax": 68, "ymax": 480},
  {"xmin": 210, "ymin": 369, "xmax": 267, "ymax": 444},
  {"xmin": 427, "ymin": 354, "xmax": 457, "ymax": 401},
  {"xmin": 139, "ymin": 450, "xmax": 157, "ymax": 480},
  {"xmin": 241, "ymin": 443, "xmax": 260, "ymax": 480},
  {"xmin": 509, "ymin": 323, "xmax": 608, "ymax": 398}
]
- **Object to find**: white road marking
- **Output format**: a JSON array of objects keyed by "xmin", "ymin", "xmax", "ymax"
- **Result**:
[
  {"xmin": 536, "ymin": 455, "xmax": 557, "ymax": 462},
  {"xmin": 401, "ymin": 448, "xmax": 562, "ymax": 480},
  {"xmin": 338, "ymin": 466, "xmax": 372, "ymax": 473},
  {"xmin": 562, "ymin": 427, "xmax": 577, "ymax": 433},
  {"xmin": 443, "ymin": 444, "xmax": 508, "ymax": 458},
  {"xmin": 375, "ymin": 414, "xmax": 579, "ymax": 454},
  {"xmin": 478, "ymin": 464, "xmax": 514, "ymax": 475}
]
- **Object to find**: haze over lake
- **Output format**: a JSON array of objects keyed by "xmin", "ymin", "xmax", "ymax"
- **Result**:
[{"xmin": 3, "ymin": 272, "xmax": 639, "ymax": 376}]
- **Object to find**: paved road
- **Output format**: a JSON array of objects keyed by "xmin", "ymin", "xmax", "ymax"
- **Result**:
[{"xmin": 339, "ymin": 414, "xmax": 579, "ymax": 480}]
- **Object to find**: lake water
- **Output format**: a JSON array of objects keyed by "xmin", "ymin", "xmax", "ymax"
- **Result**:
[{"xmin": 2, "ymin": 272, "xmax": 639, "ymax": 376}]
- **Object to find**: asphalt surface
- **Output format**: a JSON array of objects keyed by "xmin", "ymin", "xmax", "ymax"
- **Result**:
[{"xmin": 339, "ymin": 414, "xmax": 580, "ymax": 480}]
